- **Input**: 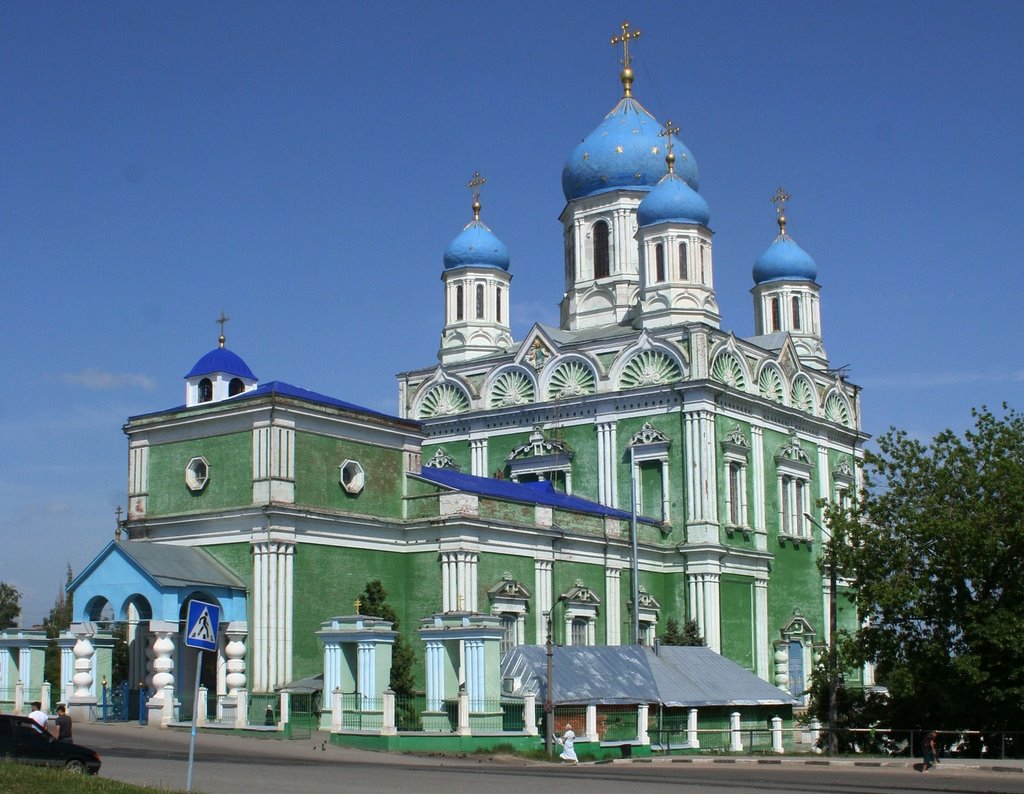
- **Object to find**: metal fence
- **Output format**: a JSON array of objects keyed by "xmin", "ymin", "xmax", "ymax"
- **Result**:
[
  {"xmin": 340, "ymin": 694, "xmax": 383, "ymax": 730},
  {"xmin": 249, "ymin": 693, "xmax": 281, "ymax": 728},
  {"xmin": 814, "ymin": 728, "xmax": 1024, "ymax": 760}
]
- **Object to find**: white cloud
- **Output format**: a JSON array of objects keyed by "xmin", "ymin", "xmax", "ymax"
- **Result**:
[{"xmin": 59, "ymin": 368, "xmax": 157, "ymax": 391}]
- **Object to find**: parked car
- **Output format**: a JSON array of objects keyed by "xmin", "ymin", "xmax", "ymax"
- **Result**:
[{"xmin": 0, "ymin": 714, "xmax": 101, "ymax": 774}]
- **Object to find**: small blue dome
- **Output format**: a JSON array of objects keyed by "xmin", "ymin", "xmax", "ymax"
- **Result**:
[
  {"xmin": 443, "ymin": 220, "xmax": 510, "ymax": 271},
  {"xmin": 637, "ymin": 173, "xmax": 710, "ymax": 227},
  {"xmin": 753, "ymin": 235, "xmax": 818, "ymax": 284},
  {"xmin": 562, "ymin": 98, "xmax": 699, "ymax": 202},
  {"xmin": 185, "ymin": 347, "xmax": 257, "ymax": 380}
]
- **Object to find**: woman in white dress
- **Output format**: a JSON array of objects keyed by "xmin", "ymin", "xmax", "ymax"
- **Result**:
[{"xmin": 557, "ymin": 723, "xmax": 578, "ymax": 764}]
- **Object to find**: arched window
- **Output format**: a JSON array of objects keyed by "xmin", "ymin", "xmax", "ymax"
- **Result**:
[
  {"xmin": 228, "ymin": 378, "xmax": 244, "ymax": 396},
  {"xmin": 654, "ymin": 243, "xmax": 665, "ymax": 282},
  {"xmin": 700, "ymin": 246, "xmax": 707, "ymax": 284},
  {"xmin": 792, "ymin": 296, "xmax": 802, "ymax": 330},
  {"xmin": 678, "ymin": 241, "xmax": 688, "ymax": 280},
  {"xmin": 198, "ymin": 378, "xmax": 213, "ymax": 403},
  {"xmin": 475, "ymin": 284, "xmax": 485, "ymax": 319},
  {"xmin": 496, "ymin": 286, "xmax": 503, "ymax": 323},
  {"xmin": 456, "ymin": 285, "xmax": 464, "ymax": 321},
  {"xmin": 771, "ymin": 298, "xmax": 781, "ymax": 332},
  {"xmin": 564, "ymin": 231, "xmax": 575, "ymax": 282},
  {"xmin": 593, "ymin": 220, "xmax": 610, "ymax": 279}
]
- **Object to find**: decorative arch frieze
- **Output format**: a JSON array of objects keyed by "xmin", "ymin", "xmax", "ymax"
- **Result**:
[
  {"xmin": 417, "ymin": 382, "xmax": 471, "ymax": 419},
  {"xmin": 758, "ymin": 364, "xmax": 786, "ymax": 404},
  {"xmin": 823, "ymin": 391, "xmax": 852, "ymax": 427},
  {"xmin": 487, "ymin": 367, "xmax": 537, "ymax": 409},
  {"xmin": 545, "ymin": 358, "xmax": 597, "ymax": 400},
  {"xmin": 791, "ymin": 375, "xmax": 817, "ymax": 415},
  {"xmin": 711, "ymin": 350, "xmax": 748, "ymax": 390}
]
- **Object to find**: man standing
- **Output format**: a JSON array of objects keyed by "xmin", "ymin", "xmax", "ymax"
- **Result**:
[
  {"xmin": 27, "ymin": 701, "xmax": 48, "ymax": 730},
  {"xmin": 54, "ymin": 705, "xmax": 73, "ymax": 743}
]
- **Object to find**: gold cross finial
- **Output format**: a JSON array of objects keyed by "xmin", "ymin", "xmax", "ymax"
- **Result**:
[
  {"xmin": 456, "ymin": 593, "xmax": 465, "ymax": 611},
  {"xmin": 659, "ymin": 120, "xmax": 680, "ymax": 174},
  {"xmin": 771, "ymin": 187, "xmax": 791, "ymax": 235},
  {"xmin": 467, "ymin": 171, "xmax": 486, "ymax": 220},
  {"xmin": 611, "ymin": 20, "xmax": 641, "ymax": 97},
  {"xmin": 115, "ymin": 506, "xmax": 123, "ymax": 541},
  {"xmin": 354, "ymin": 597, "xmax": 362, "ymax": 615},
  {"xmin": 216, "ymin": 311, "xmax": 230, "ymax": 348}
]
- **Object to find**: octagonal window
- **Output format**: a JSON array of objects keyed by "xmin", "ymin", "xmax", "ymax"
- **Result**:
[
  {"xmin": 339, "ymin": 459, "xmax": 365, "ymax": 494},
  {"xmin": 185, "ymin": 456, "xmax": 210, "ymax": 492}
]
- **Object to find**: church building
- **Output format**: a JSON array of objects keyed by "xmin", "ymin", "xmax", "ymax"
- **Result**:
[{"xmin": 59, "ymin": 23, "xmax": 865, "ymax": 723}]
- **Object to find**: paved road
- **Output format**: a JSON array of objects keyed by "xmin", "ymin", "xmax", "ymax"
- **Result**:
[{"xmin": 75, "ymin": 722, "xmax": 1024, "ymax": 794}]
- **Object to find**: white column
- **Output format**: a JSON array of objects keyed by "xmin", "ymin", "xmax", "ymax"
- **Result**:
[
  {"xmin": 703, "ymin": 573, "xmax": 721, "ymax": 654},
  {"xmin": 523, "ymin": 693, "xmax": 538, "ymax": 735},
  {"xmin": 700, "ymin": 412, "xmax": 718, "ymax": 523},
  {"xmin": 470, "ymin": 439, "xmax": 487, "ymax": 477},
  {"xmin": 225, "ymin": 626, "xmax": 247, "ymax": 698},
  {"xmin": 71, "ymin": 630, "xmax": 95, "ymax": 700},
  {"xmin": 425, "ymin": 641, "xmax": 443, "ymax": 711},
  {"xmin": 638, "ymin": 703, "xmax": 650, "ymax": 744},
  {"xmin": 468, "ymin": 553, "xmax": 478, "ymax": 611},
  {"xmin": 604, "ymin": 567, "xmax": 621, "ymax": 646},
  {"xmin": 585, "ymin": 704, "xmax": 598, "ymax": 742},
  {"xmin": 268, "ymin": 541, "xmax": 278, "ymax": 688},
  {"xmin": 687, "ymin": 708, "xmax": 700, "ymax": 748},
  {"xmin": 660, "ymin": 460, "xmax": 671, "ymax": 522},
  {"xmin": 771, "ymin": 716, "xmax": 784, "ymax": 753},
  {"xmin": 729, "ymin": 711, "xmax": 742, "ymax": 752},
  {"xmin": 755, "ymin": 578, "xmax": 770, "ymax": 682},
  {"xmin": 252, "ymin": 542, "xmax": 265, "ymax": 691},
  {"xmin": 18, "ymin": 647, "xmax": 32, "ymax": 691},
  {"xmin": 817, "ymin": 444, "xmax": 830, "ymax": 505},
  {"xmin": 534, "ymin": 559, "xmax": 553, "ymax": 644}
]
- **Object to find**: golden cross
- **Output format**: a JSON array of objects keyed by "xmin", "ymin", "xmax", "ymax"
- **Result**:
[
  {"xmin": 216, "ymin": 311, "xmax": 230, "ymax": 347},
  {"xmin": 658, "ymin": 121, "xmax": 680, "ymax": 174},
  {"xmin": 354, "ymin": 597, "xmax": 362, "ymax": 615},
  {"xmin": 456, "ymin": 593, "xmax": 464, "ymax": 611},
  {"xmin": 115, "ymin": 505, "xmax": 123, "ymax": 525},
  {"xmin": 467, "ymin": 171, "xmax": 486, "ymax": 220},
  {"xmin": 771, "ymin": 186, "xmax": 791, "ymax": 234},
  {"xmin": 611, "ymin": 20, "xmax": 641, "ymax": 68}
]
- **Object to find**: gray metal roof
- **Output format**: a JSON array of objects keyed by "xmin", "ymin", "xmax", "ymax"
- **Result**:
[
  {"xmin": 646, "ymin": 646, "xmax": 797, "ymax": 707},
  {"xmin": 501, "ymin": 645, "xmax": 796, "ymax": 707},
  {"xmin": 117, "ymin": 541, "xmax": 246, "ymax": 590}
]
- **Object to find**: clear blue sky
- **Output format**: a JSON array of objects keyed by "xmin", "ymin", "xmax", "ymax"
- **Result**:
[{"xmin": 3, "ymin": 1, "xmax": 1022, "ymax": 625}]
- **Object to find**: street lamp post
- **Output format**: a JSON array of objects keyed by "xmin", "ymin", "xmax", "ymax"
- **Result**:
[
  {"xmin": 544, "ymin": 610, "xmax": 554, "ymax": 757},
  {"xmin": 806, "ymin": 512, "xmax": 839, "ymax": 756}
]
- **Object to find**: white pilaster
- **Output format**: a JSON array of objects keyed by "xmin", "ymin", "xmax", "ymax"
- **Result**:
[
  {"xmin": 534, "ymin": 559, "xmax": 553, "ymax": 644},
  {"xmin": 604, "ymin": 567, "xmax": 621, "ymax": 645}
]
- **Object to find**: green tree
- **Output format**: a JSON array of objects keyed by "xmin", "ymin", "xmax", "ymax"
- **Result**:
[
  {"xmin": 0, "ymin": 582, "xmax": 21, "ymax": 630},
  {"xmin": 42, "ymin": 564, "xmax": 74, "ymax": 689},
  {"xmin": 661, "ymin": 617, "xmax": 704, "ymax": 646},
  {"xmin": 838, "ymin": 404, "xmax": 1024, "ymax": 730},
  {"xmin": 358, "ymin": 580, "xmax": 416, "ymax": 697}
]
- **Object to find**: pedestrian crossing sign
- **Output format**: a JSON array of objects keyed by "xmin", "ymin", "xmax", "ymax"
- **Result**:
[{"xmin": 185, "ymin": 599, "xmax": 220, "ymax": 651}]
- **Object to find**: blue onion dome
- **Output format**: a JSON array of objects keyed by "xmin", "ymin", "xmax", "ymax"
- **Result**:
[
  {"xmin": 753, "ymin": 235, "xmax": 818, "ymax": 284},
  {"xmin": 637, "ymin": 172, "xmax": 710, "ymax": 227},
  {"xmin": 186, "ymin": 343, "xmax": 256, "ymax": 379},
  {"xmin": 562, "ymin": 97, "xmax": 699, "ymax": 202},
  {"xmin": 443, "ymin": 186, "xmax": 510, "ymax": 271}
]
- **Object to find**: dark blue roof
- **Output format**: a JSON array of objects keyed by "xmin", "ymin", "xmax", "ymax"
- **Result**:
[
  {"xmin": 131, "ymin": 380, "xmax": 415, "ymax": 426},
  {"xmin": 185, "ymin": 347, "xmax": 256, "ymax": 380},
  {"xmin": 418, "ymin": 466, "xmax": 659, "ymax": 524}
]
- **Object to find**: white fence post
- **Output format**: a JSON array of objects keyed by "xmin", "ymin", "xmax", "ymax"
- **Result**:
[
  {"xmin": 279, "ymin": 691, "xmax": 290, "ymax": 729},
  {"xmin": 14, "ymin": 680, "xmax": 24, "ymax": 714},
  {"xmin": 331, "ymin": 688, "xmax": 343, "ymax": 733},
  {"xmin": 771, "ymin": 716, "xmax": 784, "ymax": 753},
  {"xmin": 523, "ymin": 693, "xmax": 538, "ymax": 736},
  {"xmin": 234, "ymin": 690, "xmax": 248, "ymax": 729},
  {"xmin": 638, "ymin": 703, "xmax": 650, "ymax": 745},
  {"xmin": 196, "ymin": 686, "xmax": 208, "ymax": 727},
  {"xmin": 729, "ymin": 711, "xmax": 742, "ymax": 752},
  {"xmin": 381, "ymin": 689, "xmax": 397, "ymax": 736},
  {"xmin": 688, "ymin": 708, "xmax": 700, "ymax": 748},
  {"xmin": 585, "ymin": 704, "xmax": 598, "ymax": 742}
]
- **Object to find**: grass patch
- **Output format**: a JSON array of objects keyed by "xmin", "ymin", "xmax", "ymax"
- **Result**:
[{"xmin": 0, "ymin": 761, "xmax": 185, "ymax": 793}]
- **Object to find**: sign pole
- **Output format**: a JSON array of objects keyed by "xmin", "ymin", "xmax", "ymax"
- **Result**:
[{"xmin": 186, "ymin": 649, "xmax": 203, "ymax": 792}]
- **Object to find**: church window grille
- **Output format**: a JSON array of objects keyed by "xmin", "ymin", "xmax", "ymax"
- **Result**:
[
  {"xmin": 792, "ymin": 296, "xmax": 802, "ymax": 330},
  {"xmin": 228, "ymin": 378, "xmax": 244, "ymax": 396},
  {"xmin": 655, "ymin": 243, "xmax": 665, "ymax": 282},
  {"xmin": 678, "ymin": 242, "xmax": 688, "ymax": 280},
  {"xmin": 500, "ymin": 614, "xmax": 517, "ymax": 654},
  {"xmin": 456, "ymin": 285, "xmax": 464, "ymax": 321},
  {"xmin": 198, "ymin": 378, "xmax": 213, "ymax": 403},
  {"xmin": 771, "ymin": 298, "xmax": 781, "ymax": 332},
  {"xmin": 788, "ymin": 640, "xmax": 805, "ymax": 697},
  {"xmin": 571, "ymin": 618, "xmax": 589, "ymax": 647},
  {"xmin": 475, "ymin": 284, "xmax": 485, "ymax": 319},
  {"xmin": 593, "ymin": 220, "xmax": 610, "ymax": 279},
  {"xmin": 496, "ymin": 287, "xmax": 502, "ymax": 323}
]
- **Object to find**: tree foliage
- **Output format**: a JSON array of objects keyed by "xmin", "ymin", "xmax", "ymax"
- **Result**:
[
  {"xmin": 0, "ymin": 582, "xmax": 21, "ymax": 630},
  {"xmin": 661, "ymin": 617, "xmax": 705, "ymax": 646},
  {"xmin": 43, "ymin": 564, "xmax": 74, "ymax": 688},
  {"xmin": 358, "ymin": 579, "xmax": 416, "ymax": 696},
  {"xmin": 837, "ymin": 404, "xmax": 1024, "ymax": 729}
]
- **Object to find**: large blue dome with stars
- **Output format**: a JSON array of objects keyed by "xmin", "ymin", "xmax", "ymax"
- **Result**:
[
  {"xmin": 443, "ymin": 219, "xmax": 510, "ymax": 271},
  {"xmin": 562, "ymin": 98, "xmax": 699, "ymax": 202}
]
